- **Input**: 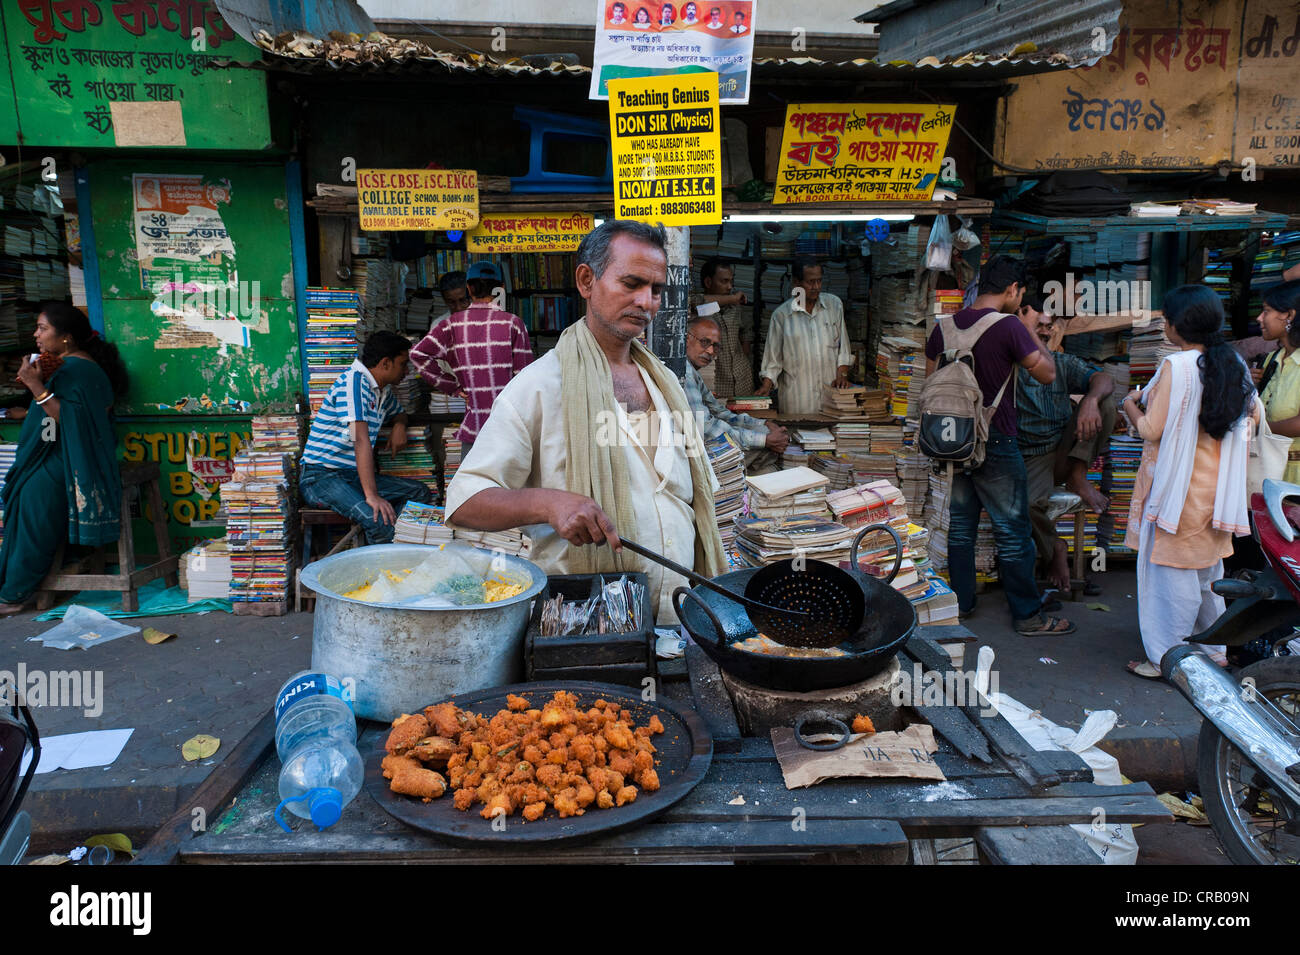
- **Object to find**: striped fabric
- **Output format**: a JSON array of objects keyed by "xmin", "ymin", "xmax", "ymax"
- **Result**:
[
  {"xmin": 302, "ymin": 359, "xmax": 401, "ymax": 469},
  {"xmin": 408, "ymin": 304, "xmax": 533, "ymax": 442},
  {"xmin": 681, "ymin": 363, "xmax": 767, "ymax": 449},
  {"xmin": 760, "ymin": 292, "xmax": 852, "ymax": 415}
]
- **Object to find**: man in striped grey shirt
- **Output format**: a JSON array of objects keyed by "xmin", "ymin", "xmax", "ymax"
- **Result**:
[{"xmin": 756, "ymin": 259, "xmax": 853, "ymax": 415}]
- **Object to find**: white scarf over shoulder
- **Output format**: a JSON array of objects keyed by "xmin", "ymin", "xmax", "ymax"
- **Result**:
[{"xmin": 1141, "ymin": 348, "xmax": 1253, "ymax": 537}]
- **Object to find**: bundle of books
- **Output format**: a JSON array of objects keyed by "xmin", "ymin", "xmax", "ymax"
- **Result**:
[
  {"xmin": 1183, "ymin": 198, "xmax": 1257, "ymax": 216},
  {"xmin": 745, "ymin": 467, "xmax": 830, "ymax": 520},
  {"xmin": 780, "ymin": 443, "xmax": 809, "ymax": 470},
  {"xmin": 230, "ymin": 450, "xmax": 294, "ymax": 484},
  {"xmin": 250, "ymin": 415, "xmax": 303, "ymax": 454},
  {"xmin": 849, "ymin": 451, "xmax": 899, "ymax": 486},
  {"xmin": 826, "ymin": 480, "xmax": 908, "ymax": 531},
  {"xmin": 442, "ymin": 429, "xmax": 464, "ymax": 485},
  {"xmin": 304, "ymin": 287, "xmax": 361, "ymax": 413},
  {"xmin": 0, "ymin": 442, "xmax": 17, "ymax": 547},
  {"xmin": 726, "ymin": 395, "xmax": 771, "ymax": 412},
  {"xmin": 821, "ymin": 385, "xmax": 865, "ymax": 418},
  {"xmin": 706, "ymin": 432, "xmax": 746, "ymax": 553},
  {"xmin": 428, "ymin": 392, "xmax": 467, "ymax": 415},
  {"xmin": 1128, "ymin": 316, "xmax": 1175, "ymax": 389},
  {"xmin": 377, "ymin": 424, "xmax": 439, "ymax": 497},
  {"xmin": 894, "ymin": 446, "xmax": 931, "ymax": 519},
  {"xmin": 180, "ymin": 540, "xmax": 232, "ymax": 602},
  {"xmin": 933, "ymin": 289, "xmax": 964, "ymax": 322},
  {"xmin": 452, "ymin": 526, "xmax": 533, "ymax": 558},
  {"xmin": 912, "ymin": 576, "xmax": 959, "ymax": 625},
  {"xmin": 810, "ymin": 454, "xmax": 858, "ymax": 491},
  {"xmin": 393, "ymin": 334, "xmax": 429, "ymax": 414},
  {"xmin": 734, "ymin": 513, "xmax": 857, "ymax": 567},
  {"xmin": 869, "ymin": 424, "xmax": 904, "ymax": 453}
]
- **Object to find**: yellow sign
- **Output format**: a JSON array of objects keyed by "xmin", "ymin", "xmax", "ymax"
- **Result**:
[
  {"xmin": 357, "ymin": 169, "xmax": 479, "ymax": 231},
  {"xmin": 773, "ymin": 103, "xmax": 956, "ymax": 203},
  {"xmin": 466, "ymin": 212, "xmax": 594, "ymax": 253},
  {"xmin": 608, "ymin": 74, "xmax": 722, "ymax": 226}
]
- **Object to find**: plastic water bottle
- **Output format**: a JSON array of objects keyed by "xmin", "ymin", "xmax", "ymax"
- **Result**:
[{"xmin": 273, "ymin": 670, "xmax": 362, "ymax": 832}]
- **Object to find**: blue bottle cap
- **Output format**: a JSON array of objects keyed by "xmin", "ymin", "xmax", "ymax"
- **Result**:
[{"xmin": 308, "ymin": 788, "xmax": 343, "ymax": 829}]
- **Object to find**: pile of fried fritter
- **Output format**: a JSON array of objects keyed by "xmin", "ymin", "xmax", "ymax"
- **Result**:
[{"xmin": 383, "ymin": 690, "xmax": 665, "ymax": 823}]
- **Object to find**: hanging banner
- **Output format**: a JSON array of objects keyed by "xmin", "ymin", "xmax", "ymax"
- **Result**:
[
  {"xmin": 608, "ymin": 73, "xmax": 723, "ymax": 226},
  {"xmin": 466, "ymin": 213, "xmax": 594, "ymax": 253},
  {"xmin": 590, "ymin": 0, "xmax": 756, "ymax": 104},
  {"xmin": 357, "ymin": 169, "xmax": 479, "ymax": 231},
  {"xmin": 773, "ymin": 103, "xmax": 957, "ymax": 204}
]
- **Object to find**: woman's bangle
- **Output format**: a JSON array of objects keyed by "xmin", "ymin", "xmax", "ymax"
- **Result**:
[{"xmin": 36, "ymin": 391, "xmax": 53, "ymax": 406}]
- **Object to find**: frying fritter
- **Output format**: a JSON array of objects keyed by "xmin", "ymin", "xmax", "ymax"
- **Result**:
[{"xmin": 409, "ymin": 736, "xmax": 457, "ymax": 766}]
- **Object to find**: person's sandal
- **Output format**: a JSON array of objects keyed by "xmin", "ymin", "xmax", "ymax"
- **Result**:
[
  {"xmin": 1014, "ymin": 614, "xmax": 1076, "ymax": 636},
  {"xmin": 1127, "ymin": 660, "xmax": 1161, "ymax": 679}
]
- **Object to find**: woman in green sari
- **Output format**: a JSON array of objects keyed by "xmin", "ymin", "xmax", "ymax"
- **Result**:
[{"xmin": 0, "ymin": 303, "xmax": 129, "ymax": 614}]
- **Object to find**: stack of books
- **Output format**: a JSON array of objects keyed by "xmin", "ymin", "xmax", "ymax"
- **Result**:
[
  {"xmin": 1183, "ymin": 199, "xmax": 1257, "ymax": 216},
  {"xmin": 428, "ymin": 392, "xmax": 467, "ymax": 415},
  {"xmin": 1128, "ymin": 316, "xmax": 1175, "ymax": 390},
  {"xmin": 250, "ymin": 415, "xmax": 303, "ymax": 454},
  {"xmin": 392, "ymin": 501, "xmax": 532, "ymax": 557},
  {"xmin": 377, "ymin": 424, "xmax": 439, "ymax": 498},
  {"xmin": 223, "ymin": 449, "xmax": 296, "ymax": 608},
  {"xmin": 832, "ymin": 422, "xmax": 871, "ymax": 453},
  {"xmin": 849, "ymin": 451, "xmax": 900, "ymax": 486},
  {"xmin": 1129, "ymin": 201, "xmax": 1183, "ymax": 218},
  {"xmin": 180, "ymin": 541, "xmax": 233, "ymax": 601},
  {"xmin": 933, "ymin": 289, "xmax": 964, "ymax": 322},
  {"xmin": 826, "ymin": 480, "xmax": 908, "ymax": 532},
  {"xmin": 727, "ymin": 395, "xmax": 771, "ymax": 412},
  {"xmin": 821, "ymin": 385, "xmax": 866, "ymax": 418},
  {"xmin": 810, "ymin": 454, "xmax": 858, "ymax": 491},
  {"xmin": 734, "ymin": 513, "xmax": 857, "ymax": 567},
  {"xmin": 393, "ymin": 334, "xmax": 429, "ymax": 414},
  {"xmin": 0, "ymin": 443, "xmax": 17, "ymax": 547},
  {"xmin": 706, "ymin": 432, "xmax": 746, "ymax": 553},
  {"xmin": 780, "ymin": 443, "xmax": 809, "ymax": 470},
  {"xmin": 792, "ymin": 428, "xmax": 835, "ymax": 452},
  {"xmin": 442, "ymin": 429, "xmax": 464, "ymax": 485},
  {"xmin": 745, "ymin": 467, "xmax": 830, "ymax": 520},
  {"xmin": 304, "ymin": 288, "xmax": 361, "ymax": 413},
  {"xmin": 451, "ymin": 526, "xmax": 533, "ymax": 558}
]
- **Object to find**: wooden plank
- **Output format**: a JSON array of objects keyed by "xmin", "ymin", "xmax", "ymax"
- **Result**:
[
  {"xmin": 134, "ymin": 708, "xmax": 278, "ymax": 865},
  {"xmin": 183, "ymin": 818, "xmax": 910, "ymax": 865},
  {"xmin": 976, "ymin": 826, "xmax": 1103, "ymax": 865},
  {"xmin": 909, "ymin": 704, "xmax": 992, "ymax": 763},
  {"xmin": 684, "ymin": 643, "xmax": 742, "ymax": 754}
]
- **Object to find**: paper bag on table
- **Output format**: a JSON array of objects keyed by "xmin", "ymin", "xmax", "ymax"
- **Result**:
[{"xmin": 772, "ymin": 724, "xmax": 945, "ymax": 788}]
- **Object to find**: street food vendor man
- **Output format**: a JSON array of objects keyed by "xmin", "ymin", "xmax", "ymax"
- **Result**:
[{"xmin": 444, "ymin": 219, "xmax": 726, "ymax": 622}]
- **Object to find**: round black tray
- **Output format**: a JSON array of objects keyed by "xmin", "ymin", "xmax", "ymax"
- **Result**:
[{"xmin": 365, "ymin": 681, "xmax": 714, "ymax": 846}]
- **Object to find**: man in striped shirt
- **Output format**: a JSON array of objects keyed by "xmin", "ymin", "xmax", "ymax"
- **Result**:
[
  {"xmin": 756, "ymin": 259, "xmax": 853, "ymax": 415},
  {"xmin": 682, "ymin": 315, "xmax": 787, "ymax": 472},
  {"xmin": 408, "ymin": 261, "xmax": 533, "ymax": 450},
  {"xmin": 300, "ymin": 331, "xmax": 435, "ymax": 543}
]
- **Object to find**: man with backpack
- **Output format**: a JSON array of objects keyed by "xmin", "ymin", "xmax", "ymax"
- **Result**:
[{"xmin": 920, "ymin": 255, "xmax": 1075, "ymax": 636}]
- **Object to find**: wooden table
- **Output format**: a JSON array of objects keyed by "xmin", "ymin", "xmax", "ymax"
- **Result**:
[{"xmin": 141, "ymin": 629, "xmax": 1171, "ymax": 865}]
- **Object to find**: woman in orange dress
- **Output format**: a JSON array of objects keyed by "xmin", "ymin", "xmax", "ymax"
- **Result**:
[{"xmin": 1121, "ymin": 285, "xmax": 1257, "ymax": 677}]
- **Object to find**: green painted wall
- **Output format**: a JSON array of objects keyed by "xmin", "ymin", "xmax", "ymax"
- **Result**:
[
  {"xmin": 88, "ymin": 159, "xmax": 302, "ymax": 417},
  {"xmin": 0, "ymin": 0, "xmax": 269, "ymax": 150}
]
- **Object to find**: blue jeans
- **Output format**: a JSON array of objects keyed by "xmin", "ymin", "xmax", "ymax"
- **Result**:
[
  {"xmin": 299, "ymin": 464, "xmax": 436, "ymax": 545},
  {"xmin": 946, "ymin": 430, "xmax": 1042, "ymax": 621}
]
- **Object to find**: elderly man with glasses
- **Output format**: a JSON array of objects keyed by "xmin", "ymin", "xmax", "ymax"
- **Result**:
[{"xmin": 682, "ymin": 313, "xmax": 788, "ymax": 473}]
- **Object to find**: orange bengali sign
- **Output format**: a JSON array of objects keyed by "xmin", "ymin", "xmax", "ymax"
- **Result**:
[
  {"xmin": 357, "ymin": 169, "xmax": 479, "ymax": 231},
  {"xmin": 466, "ymin": 212, "xmax": 594, "ymax": 253},
  {"xmin": 773, "ymin": 103, "xmax": 956, "ymax": 204}
]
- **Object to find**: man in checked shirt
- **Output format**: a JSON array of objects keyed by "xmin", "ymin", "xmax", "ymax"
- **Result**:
[{"xmin": 408, "ymin": 261, "xmax": 533, "ymax": 454}]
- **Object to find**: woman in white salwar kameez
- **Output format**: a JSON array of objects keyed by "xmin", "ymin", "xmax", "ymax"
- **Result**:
[{"xmin": 1121, "ymin": 285, "xmax": 1258, "ymax": 678}]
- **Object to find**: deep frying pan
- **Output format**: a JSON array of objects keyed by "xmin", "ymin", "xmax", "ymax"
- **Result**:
[{"xmin": 673, "ymin": 524, "xmax": 918, "ymax": 692}]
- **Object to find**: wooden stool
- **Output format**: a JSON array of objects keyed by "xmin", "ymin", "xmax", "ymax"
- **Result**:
[
  {"xmin": 1065, "ymin": 500, "xmax": 1089, "ymax": 601},
  {"xmin": 295, "ymin": 508, "xmax": 363, "ymax": 612},
  {"xmin": 36, "ymin": 462, "xmax": 180, "ymax": 612}
]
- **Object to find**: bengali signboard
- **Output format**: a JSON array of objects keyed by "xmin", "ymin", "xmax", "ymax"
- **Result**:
[
  {"xmin": 608, "ymin": 73, "xmax": 722, "ymax": 226},
  {"xmin": 466, "ymin": 212, "xmax": 594, "ymax": 253},
  {"xmin": 773, "ymin": 103, "xmax": 956, "ymax": 204},
  {"xmin": 0, "ymin": 0, "xmax": 269, "ymax": 149},
  {"xmin": 590, "ymin": 0, "xmax": 755, "ymax": 104},
  {"xmin": 997, "ymin": 0, "xmax": 1298, "ymax": 170},
  {"xmin": 357, "ymin": 169, "xmax": 479, "ymax": 231}
]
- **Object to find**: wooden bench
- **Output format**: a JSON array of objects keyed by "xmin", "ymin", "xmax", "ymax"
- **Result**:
[
  {"xmin": 35, "ymin": 462, "xmax": 179, "ymax": 613},
  {"xmin": 295, "ymin": 508, "xmax": 363, "ymax": 612}
]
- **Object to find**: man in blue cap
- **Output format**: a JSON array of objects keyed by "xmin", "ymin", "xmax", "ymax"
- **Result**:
[{"xmin": 409, "ymin": 260, "xmax": 533, "ymax": 453}]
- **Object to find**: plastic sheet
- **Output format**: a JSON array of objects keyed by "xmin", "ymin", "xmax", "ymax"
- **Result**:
[{"xmin": 28, "ymin": 605, "xmax": 142, "ymax": 650}]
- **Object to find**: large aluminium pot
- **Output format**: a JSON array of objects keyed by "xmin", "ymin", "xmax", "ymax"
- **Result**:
[
  {"xmin": 674, "ymin": 524, "xmax": 918, "ymax": 692},
  {"xmin": 299, "ymin": 543, "xmax": 547, "ymax": 721}
]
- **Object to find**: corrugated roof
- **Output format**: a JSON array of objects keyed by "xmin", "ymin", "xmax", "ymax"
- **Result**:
[
  {"xmin": 230, "ymin": 30, "xmax": 1071, "ymax": 80},
  {"xmin": 858, "ymin": 0, "xmax": 1123, "ymax": 67}
]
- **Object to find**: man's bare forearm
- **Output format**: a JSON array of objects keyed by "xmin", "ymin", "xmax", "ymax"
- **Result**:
[{"xmin": 449, "ymin": 488, "xmax": 557, "ymax": 530}]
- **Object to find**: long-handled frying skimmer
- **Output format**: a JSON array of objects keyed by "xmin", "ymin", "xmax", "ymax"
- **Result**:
[{"xmin": 616, "ymin": 536, "xmax": 822, "ymax": 642}]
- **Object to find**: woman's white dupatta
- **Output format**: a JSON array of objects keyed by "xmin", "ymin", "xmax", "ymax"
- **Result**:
[{"xmin": 1141, "ymin": 349, "xmax": 1252, "ymax": 537}]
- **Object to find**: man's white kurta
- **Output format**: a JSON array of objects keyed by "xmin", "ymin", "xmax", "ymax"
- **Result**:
[{"xmin": 760, "ymin": 292, "xmax": 852, "ymax": 416}]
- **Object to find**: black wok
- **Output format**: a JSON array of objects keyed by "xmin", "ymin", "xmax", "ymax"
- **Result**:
[{"xmin": 673, "ymin": 523, "xmax": 918, "ymax": 692}]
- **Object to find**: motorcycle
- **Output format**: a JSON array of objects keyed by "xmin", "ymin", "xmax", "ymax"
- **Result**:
[
  {"xmin": 0, "ymin": 686, "xmax": 38, "ymax": 865},
  {"xmin": 1163, "ymin": 478, "xmax": 1300, "ymax": 865}
]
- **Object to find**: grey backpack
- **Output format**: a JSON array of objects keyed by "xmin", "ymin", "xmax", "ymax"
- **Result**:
[{"xmin": 917, "ymin": 312, "xmax": 1014, "ymax": 469}]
